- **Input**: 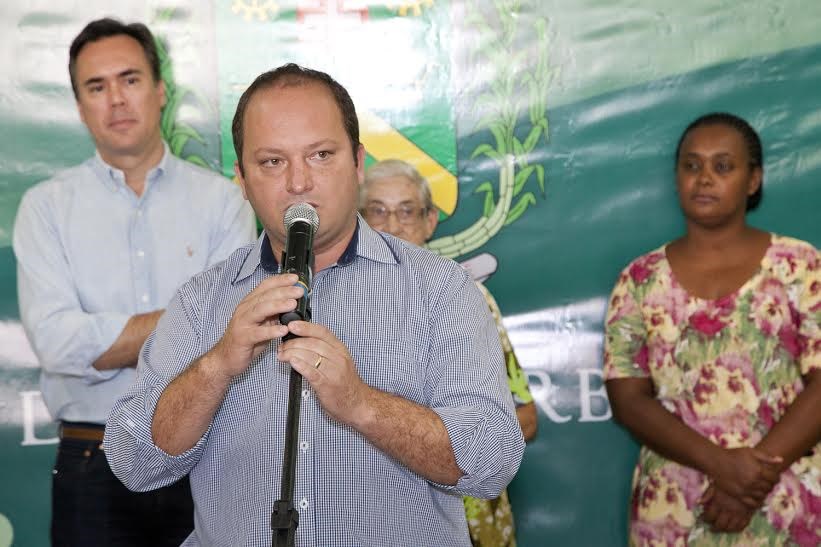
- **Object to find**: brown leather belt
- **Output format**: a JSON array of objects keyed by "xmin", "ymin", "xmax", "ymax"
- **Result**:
[{"xmin": 59, "ymin": 423, "xmax": 105, "ymax": 442}]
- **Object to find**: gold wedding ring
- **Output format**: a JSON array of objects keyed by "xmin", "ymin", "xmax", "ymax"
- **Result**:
[{"xmin": 314, "ymin": 356, "xmax": 323, "ymax": 369}]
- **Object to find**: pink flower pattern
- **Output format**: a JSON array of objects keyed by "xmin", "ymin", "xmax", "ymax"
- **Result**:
[{"xmin": 604, "ymin": 235, "xmax": 821, "ymax": 546}]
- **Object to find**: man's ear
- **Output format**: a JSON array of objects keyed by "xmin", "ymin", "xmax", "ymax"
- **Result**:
[
  {"xmin": 356, "ymin": 144, "xmax": 366, "ymax": 184},
  {"xmin": 423, "ymin": 206, "xmax": 439, "ymax": 242},
  {"xmin": 76, "ymin": 101, "xmax": 87, "ymax": 126},
  {"xmin": 234, "ymin": 161, "xmax": 248, "ymax": 200},
  {"xmin": 158, "ymin": 80, "xmax": 167, "ymax": 109}
]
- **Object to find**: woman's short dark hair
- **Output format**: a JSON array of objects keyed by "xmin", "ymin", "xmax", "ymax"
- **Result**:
[
  {"xmin": 231, "ymin": 63, "xmax": 360, "ymax": 176},
  {"xmin": 69, "ymin": 18, "xmax": 161, "ymax": 99},
  {"xmin": 675, "ymin": 112, "xmax": 764, "ymax": 211}
]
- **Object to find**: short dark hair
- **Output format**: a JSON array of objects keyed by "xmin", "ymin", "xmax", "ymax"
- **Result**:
[
  {"xmin": 232, "ymin": 63, "xmax": 360, "ymax": 176},
  {"xmin": 69, "ymin": 18, "xmax": 161, "ymax": 99},
  {"xmin": 675, "ymin": 112, "xmax": 764, "ymax": 211}
]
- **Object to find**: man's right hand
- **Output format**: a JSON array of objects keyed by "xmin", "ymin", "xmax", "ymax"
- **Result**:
[
  {"xmin": 208, "ymin": 273, "xmax": 304, "ymax": 380},
  {"xmin": 152, "ymin": 273, "xmax": 305, "ymax": 455}
]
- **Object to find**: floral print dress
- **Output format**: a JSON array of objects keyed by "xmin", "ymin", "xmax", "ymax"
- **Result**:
[{"xmin": 603, "ymin": 235, "xmax": 821, "ymax": 547}]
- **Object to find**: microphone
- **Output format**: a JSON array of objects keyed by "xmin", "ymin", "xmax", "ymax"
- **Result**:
[{"xmin": 279, "ymin": 203, "xmax": 319, "ymax": 326}]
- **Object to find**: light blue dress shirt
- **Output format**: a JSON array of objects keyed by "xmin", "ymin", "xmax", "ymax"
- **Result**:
[
  {"xmin": 105, "ymin": 220, "xmax": 525, "ymax": 546},
  {"xmin": 13, "ymin": 144, "xmax": 256, "ymax": 424}
]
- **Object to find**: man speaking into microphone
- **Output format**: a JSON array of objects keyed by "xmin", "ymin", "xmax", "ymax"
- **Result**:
[{"xmin": 104, "ymin": 63, "xmax": 524, "ymax": 546}]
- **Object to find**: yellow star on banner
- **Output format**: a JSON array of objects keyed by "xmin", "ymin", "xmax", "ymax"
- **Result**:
[
  {"xmin": 359, "ymin": 109, "xmax": 457, "ymax": 216},
  {"xmin": 231, "ymin": 0, "xmax": 279, "ymax": 22},
  {"xmin": 386, "ymin": 0, "xmax": 435, "ymax": 17}
]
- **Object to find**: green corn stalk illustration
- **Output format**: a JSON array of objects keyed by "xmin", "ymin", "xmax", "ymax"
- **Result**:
[
  {"xmin": 154, "ymin": 10, "xmax": 211, "ymax": 168},
  {"xmin": 427, "ymin": 0, "xmax": 551, "ymax": 259}
]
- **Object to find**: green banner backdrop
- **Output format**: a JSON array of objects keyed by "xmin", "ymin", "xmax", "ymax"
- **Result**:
[{"xmin": 1, "ymin": 2, "xmax": 820, "ymax": 545}]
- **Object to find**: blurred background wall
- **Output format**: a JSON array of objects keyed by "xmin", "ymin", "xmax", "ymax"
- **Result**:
[{"xmin": 1, "ymin": 1, "xmax": 820, "ymax": 545}]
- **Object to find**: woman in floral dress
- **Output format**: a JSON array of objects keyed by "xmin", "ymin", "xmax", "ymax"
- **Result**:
[{"xmin": 604, "ymin": 113, "xmax": 820, "ymax": 546}]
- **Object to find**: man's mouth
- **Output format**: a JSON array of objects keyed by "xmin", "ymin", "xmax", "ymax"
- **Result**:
[{"xmin": 109, "ymin": 118, "xmax": 136, "ymax": 130}]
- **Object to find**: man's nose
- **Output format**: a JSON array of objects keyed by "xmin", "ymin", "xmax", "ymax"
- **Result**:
[
  {"xmin": 108, "ymin": 82, "xmax": 125, "ymax": 106},
  {"xmin": 286, "ymin": 161, "xmax": 313, "ymax": 194}
]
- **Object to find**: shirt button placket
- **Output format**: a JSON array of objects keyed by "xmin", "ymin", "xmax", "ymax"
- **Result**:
[{"xmin": 132, "ymin": 205, "xmax": 151, "ymax": 311}]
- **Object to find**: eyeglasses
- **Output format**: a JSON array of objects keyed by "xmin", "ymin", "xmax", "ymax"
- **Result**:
[{"xmin": 363, "ymin": 204, "xmax": 427, "ymax": 225}]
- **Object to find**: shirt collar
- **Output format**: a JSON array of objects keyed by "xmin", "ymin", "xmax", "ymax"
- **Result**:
[
  {"xmin": 338, "ymin": 219, "xmax": 360, "ymax": 266},
  {"xmin": 234, "ymin": 234, "xmax": 268, "ymax": 284},
  {"xmin": 356, "ymin": 215, "xmax": 401, "ymax": 265},
  {"xmin": 259, "ymin": 232, "xmax": 279, "ymax": 273},
  {"xmin": 91, "ymin": 141, "xmax": 172, "ymax": 192},
  {"xmin": 233, "ymin": 215, "xmax": 399, "ymax": 284}
]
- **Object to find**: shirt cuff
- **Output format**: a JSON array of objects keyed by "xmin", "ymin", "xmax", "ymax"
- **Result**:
[
  {"xmin": 142, "ymin": 383, "xmax": 210, "ymax": 474},
  {"xmin": 106, "ymin": 383, "xmax": 211, "ymax": 490},
  {"xmin": 84, "ymin": 312, "xmax": 131, "ymax": 384},
  {"xmin": 431, "ymin": 405, "xmax": 487, "ymax": 492}
]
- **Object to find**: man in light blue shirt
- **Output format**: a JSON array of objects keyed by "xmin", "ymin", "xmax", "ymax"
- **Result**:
[
  {"xmin": 12, "ymin": 18, "xmax": 255, "ymax": 546},
  {"xmin": 104, "ymin": 64, "xmax": 524, "ymax": 546}
]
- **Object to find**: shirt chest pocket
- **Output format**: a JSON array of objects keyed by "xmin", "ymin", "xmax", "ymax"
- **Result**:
[{"xmin": 349, "ymin": 339, "xmax": 427, "ymax": 406}]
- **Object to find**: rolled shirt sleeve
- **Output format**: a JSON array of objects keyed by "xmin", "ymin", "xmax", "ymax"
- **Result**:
[
  {"xmin": 105, "ymin": 290, "xmax": 210, "ymax": 491},
  {"xmin": 427, "ymin": 270, "xmax": 525, "ymax": 499}
]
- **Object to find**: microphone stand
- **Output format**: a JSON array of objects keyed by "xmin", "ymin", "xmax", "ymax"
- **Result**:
[
  {"xmin": 271, "ymin": 245, "xmax": 313, "ymax": 547},
  {"xmin": 270, "ymin": 330, "xmax": 304, "ymax": 547}
]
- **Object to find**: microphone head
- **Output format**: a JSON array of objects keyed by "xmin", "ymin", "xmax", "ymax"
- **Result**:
[{"xmin": 283, "ymin": 202, "xmax": 320, "ymax": 233}]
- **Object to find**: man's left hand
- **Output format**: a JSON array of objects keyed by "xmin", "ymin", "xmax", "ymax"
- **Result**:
[{"xmin": 277, "ymin": 320, "xmax": 370, "ymax": 425}]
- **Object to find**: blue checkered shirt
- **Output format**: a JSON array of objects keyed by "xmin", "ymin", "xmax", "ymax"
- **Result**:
[{"xmin": 105, "ymin": 219, "xmax": 524, "ymax": 546}]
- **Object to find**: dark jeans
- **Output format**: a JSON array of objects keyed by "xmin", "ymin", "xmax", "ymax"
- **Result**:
[{"xmin": 51, "ymin": 438, "xmax": 194, "ymax": 547}]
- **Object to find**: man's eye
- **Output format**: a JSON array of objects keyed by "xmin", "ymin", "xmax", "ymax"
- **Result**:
[
  {"xmin": 262, "ymin": 159, "xmax": 280, "ymax": 167},
  {"xmin": 314, "ymin": 151, "xmax": 330, "ymax": 160}
]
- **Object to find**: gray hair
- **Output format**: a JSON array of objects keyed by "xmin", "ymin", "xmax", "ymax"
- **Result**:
[{"xmin": 361, "ymin": 159, "xmax": 434, "ymax": 211}]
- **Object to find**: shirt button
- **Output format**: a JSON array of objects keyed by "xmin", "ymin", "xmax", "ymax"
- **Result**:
[
  {"xmin": 299, "ymin": 497, "xmax": 309, "ymax": 510},
  {"xmin": 136, "ymin": 210, "xmax": 143, "ymax": 217},
  {"xmin": 301, "ymin": 389, "xmax": 310, "ymax": 400},
  {"xmin": 141, "ymin": 294, "xmax": 149, "ymax": 303},
  {"xmin": 136, "ymin": 250, "xmax": 145, "ymax": 258},
  {"xmin": 299, "ymin": 441, "xmax": 309, "ymax": 452}
]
